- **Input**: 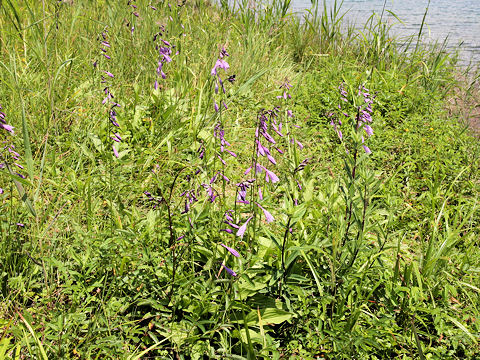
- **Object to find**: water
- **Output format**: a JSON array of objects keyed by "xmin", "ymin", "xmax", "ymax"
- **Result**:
[{"xmin": 291, "ymin": 0, "xmax": 480, "ymax": 65}]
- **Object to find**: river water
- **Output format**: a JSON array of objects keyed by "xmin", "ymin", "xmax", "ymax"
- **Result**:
[{"xmin": 291, "ymin": 0, "xmax": 480, "ymax": 65}]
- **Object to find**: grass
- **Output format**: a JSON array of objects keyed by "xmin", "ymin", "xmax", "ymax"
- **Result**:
[{"xmin": 0, "ymin": 0, "xmax": 479, "ymax": 358}]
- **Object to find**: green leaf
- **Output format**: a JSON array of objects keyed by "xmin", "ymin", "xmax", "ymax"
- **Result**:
[
  {"xmin": 19, "ymin": 96, "xmax": 34, "ymax": 181},
  {"xmin": 240, "ymin": 308, "xmax": 293, "ymax": 326},
  {"xmin": 4, "ymin": 161, "xmax": 36, "ymax": 217},
  {"xmin": 447, "ymin": 316, "xmax": 478, "ymax": 344}
]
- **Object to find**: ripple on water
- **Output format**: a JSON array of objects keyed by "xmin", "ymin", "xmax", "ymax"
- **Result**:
[{"xmin": 292, "ymin": 0, "xmax": 480, "ymax": 64}]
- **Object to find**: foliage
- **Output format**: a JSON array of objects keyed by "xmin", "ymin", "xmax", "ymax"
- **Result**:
[{"xmin": 0, "ymin": 0, "xmax": 479, "ymax": 359}]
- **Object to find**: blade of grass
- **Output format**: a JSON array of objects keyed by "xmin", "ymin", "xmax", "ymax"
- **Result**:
[
  {"xmin": 447, "ymin": 315, "xmax": 478, "ymax": 344},
  {"xmin": 17, "ymin": 311, "xmax": 48, "ymax": 360}
]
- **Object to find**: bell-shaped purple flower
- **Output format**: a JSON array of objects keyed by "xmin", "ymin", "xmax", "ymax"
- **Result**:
[
  {"xmin": 264, "ymin": 168, "xmax": 279, "ymax": 183},
  {"xmin": 221, "ymin": 263, "xmax": 237, "ymax": 277},
  {"xmin": 256, "ymin": 202, "xmax": 274, "ymax": 223},
  {"xmin": 236, "ymin": 216, "xmax": 253, "ymax": 238},
  {"xmin": 221, "ymin": 243, "xmax": 240, "ymax": 257}
]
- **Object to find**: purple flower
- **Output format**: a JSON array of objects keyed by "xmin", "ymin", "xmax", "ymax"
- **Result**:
[
  {"xmin": 296, "ymin": 180, "xmax": 302, "ymax": 191},
  {"xmin": 198, "ymin": 143, "xmax": 205, "ymax": 159},
  {"xmin": 112, "ymin": 144, "xmax": 119, "ymax": 158},
  {"xmin": 210, "ymin": 172, "xmax": 219, "ymax": 184},
  {"xmin": 294, "ymin": 158, "xmax": 309, "ymax": 174},
  {"xmin": 220, "ymin": 47, "xmax": 229, "ymax": 58},
  {"xmin": 8, "ymin": 146, "xmax": 19, "ymax": 159},
  {"xmin": 221, "ymin": 173, "xmax": 230, "ymax": 182},
  {"xmin": 0, "ymin": 107, "xmax": 14, "ymax": 134},
  {"xmin": 256, "ymin": 202, "xmax": 274, "ymax": 223},
  {"xmin": 236, "ymin": 181, "xmax": 252, "ymax": 203},
  {"xmin": 224, "ymin": 220, "xmax": 240, "ymax": 229},
  {"xmin": 216, "ymin": 59, "xmax": 229, "ymax": 71},
  {"xmin": 202, "ymin": 183, "xmax": 218, "ymax": 203},
  {"xmin": 226, "ymin": 149, "xmax": 236, "ymax": 157},
  {"xmin": 221, "ymin": 263, "xmax": 237, "ymax": 277},
  {"xmin": 217, "ymin": 155, "xmax": 226, "ymax": 165},
  {"xmin": 0, "ymin": 123, "xmax": 14, "ymax": 134},
  {"xmin": 211, "ymin": 47, "xmax": 232, "ymax": 115},
  {"xmin": 154, "ymin": 36, "xmax": 174, "ymax": 83},
  {"xmin": 266, "ymin": 153, "xmax": 276, "ymax": 165},
  {"xmin": 225, "ymin": 211, "xmax": 233, "ymax": 222},
  {"xmin": 363, "ymin": 145, "xmax": 371, "ymax": 154},
  {"xmin": 264, "ymin": 167, "xmax": 279, "ymax": 183},
  {"xmin": 211, "ymin": 59, "xmax": 229, "ymax": 76},
  {"xmin": 109, "ymin": 109, "xmax": 119, "ymax": 127},
  {"xmin": 364, "ymin": 124, "xmax": 373, "ymax": 136},
  {"xmin": 236, "ymin": 216, "xmax": 253, "ymax": 238},
  {"xmin": 221, "ymin": 243, "xmax": 240, "ymax": 257},
  {"xmin": 103, "ymin": 71, "xmax": 114, "ymax": 78},
  {"xmin": 113, "ymin": 133, "xmax": 122, "ymax": 142}
]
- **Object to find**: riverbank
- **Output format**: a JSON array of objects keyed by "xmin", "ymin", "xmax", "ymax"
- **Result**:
[
  {"xmin": 292, "ymin": 0, "xmax": 480, "ymax": 65},
  {"xmin": 1, "ymin": 1, "xmax": 479, "ymax": 358}
]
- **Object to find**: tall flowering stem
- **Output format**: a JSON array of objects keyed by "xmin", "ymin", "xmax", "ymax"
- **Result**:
[
  {"xmin": 0, "ymin": 104, "xmax": 36, "ymax": 219},
  {"xmin": 96, "ymin": 27, "xmax": 122, "ymax": 159},
  {"xmin": 127, "ymin": 0, "xmax": 139, "ymax": 34},
  {"xmin": 153, "ymin": 25, "xmax": 174, "ymax": 90},
  {"xmin": 1, "ymin": 104, "xmax": 25, "ymax": 182},
  {"xmin": 94, "ymin": 27, "xmax": 124, "ymax": 233},
  {"xmin": 209, "ymin": 46, "xmax": 234, "ymax": 202},
  {"xmin": 329, "ymin": 82, "xmax": 377, "ymax": 266},
  {"xmin": 330, "ymin": 82, "xmax": 375, "ymax": 155},
  {"xmin": 274, "ymin": 79, "xmax": 307, "ymax": 206},
  {"xmin": 211, "ymin": 47, "xmax": 231, "ymax": 113}
]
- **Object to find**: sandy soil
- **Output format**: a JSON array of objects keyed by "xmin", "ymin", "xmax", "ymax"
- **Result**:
[{"xmin": 447, "ymin": 76, "xmax": 480, "ymax": 136}]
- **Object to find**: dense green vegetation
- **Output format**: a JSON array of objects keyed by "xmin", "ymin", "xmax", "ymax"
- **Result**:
[{"xmin": 1, "ymin": 0, "xmax": 479, "ymax": 358}]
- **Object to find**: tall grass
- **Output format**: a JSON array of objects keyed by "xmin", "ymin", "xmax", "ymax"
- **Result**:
[{"xmin": 0, "ymin": 0, "xmax": 479, "ymax": 358}]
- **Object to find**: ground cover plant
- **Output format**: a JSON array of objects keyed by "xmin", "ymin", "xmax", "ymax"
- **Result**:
[{"xmin": 0, "ymin": 0, "xmax": 479, "ymax": 358}]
